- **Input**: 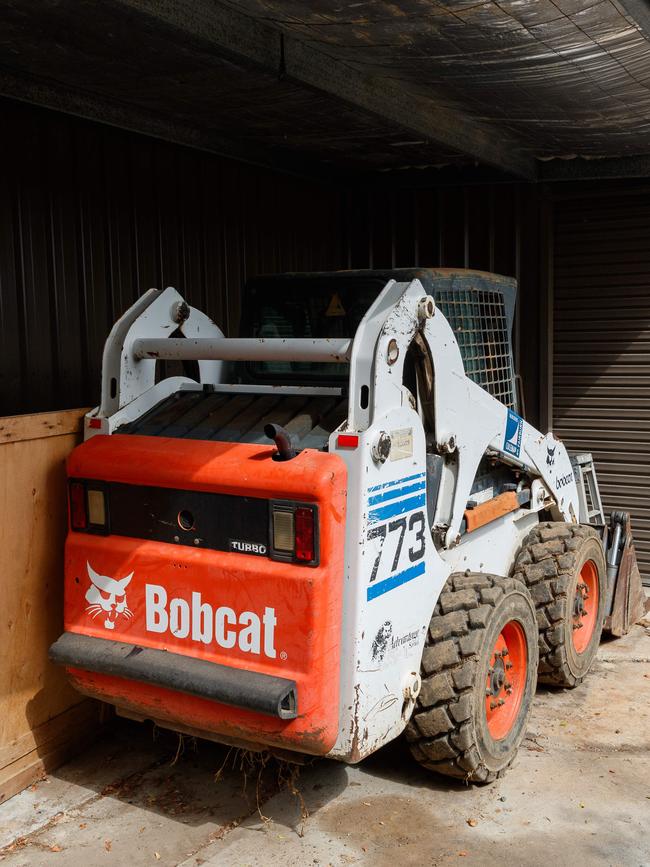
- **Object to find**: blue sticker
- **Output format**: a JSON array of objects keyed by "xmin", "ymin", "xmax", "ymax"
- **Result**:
[
  {"xmin": 504, "ymin": 409, "xmax": 523, "ymax": 458},
  {"xmin": 367, "ymin": 473, "xmax": 426, "ymax": 525},
  {"xmin": 367, "ymin": 561, "xmax": 426, "ymax": 601}
]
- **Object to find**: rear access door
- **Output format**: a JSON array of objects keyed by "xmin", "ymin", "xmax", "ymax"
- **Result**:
[{"xmin": 53, "ymin": 432, "xmax": 347, "ymax": 756}]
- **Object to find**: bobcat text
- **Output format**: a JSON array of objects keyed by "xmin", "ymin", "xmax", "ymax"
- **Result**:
[{"xmin": 145, "ymin": 584, "xmax": 277, "ymax": 658}]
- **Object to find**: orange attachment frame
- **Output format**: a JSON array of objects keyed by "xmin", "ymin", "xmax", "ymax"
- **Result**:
[
  {"xmin": 464, "ymin": 491, "xmax": 520, "ymax": 533},
  {"xmin": 63, "ymin": 434, "xmax": 347, "ymax": 755}
]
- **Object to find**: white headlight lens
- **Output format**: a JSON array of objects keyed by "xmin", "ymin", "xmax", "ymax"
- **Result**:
[
  {"xmin": 272, "ymin": 509, "xmax": 294, "ymax": 552},
  {"xmin": 87, "ymin": 489, "xmax": 106, "ymax": 526}
]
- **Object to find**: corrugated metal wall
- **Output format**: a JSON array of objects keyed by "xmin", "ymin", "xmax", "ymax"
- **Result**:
[
  {"xmin": 0, "ymin": 98, "xmax": 543, "ymax": 420},
  {"xmin": 553, "ymin": 186, "xmax": 650, "ymax": 581},
  {"xmin": 0, "ymin": 98, "xmax": 344, "ymax": 416},
  {"xmin": 343, "ymin": 186, "xmax": 521, "ymax": 275},
  {"xmin": 342, "ymin": 183, "xmax": 544, "ymax": 425}
]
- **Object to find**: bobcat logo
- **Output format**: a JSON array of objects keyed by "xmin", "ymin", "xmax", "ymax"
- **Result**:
[
  {"xmin": 546, "ymin": 445, "xmax": 556, "ymax": 468},
  {"xmin": 85, "ymin": 562, "xmax": 134, "ymax": 630}
]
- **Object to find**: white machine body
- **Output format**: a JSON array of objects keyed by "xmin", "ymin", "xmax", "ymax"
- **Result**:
[{"xmin": 83, "ymin": 278, "xmax": 579, "ymax": 761}]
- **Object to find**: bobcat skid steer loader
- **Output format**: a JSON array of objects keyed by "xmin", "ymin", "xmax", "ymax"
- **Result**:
[{"xmin": 50, "ymin": 269, "xmax": 646, "ymax": 783}]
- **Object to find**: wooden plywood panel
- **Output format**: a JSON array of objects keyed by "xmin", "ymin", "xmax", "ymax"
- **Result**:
[{"xmin": 0, "ymin": 408, "xmax": 102, "ymax": 804}]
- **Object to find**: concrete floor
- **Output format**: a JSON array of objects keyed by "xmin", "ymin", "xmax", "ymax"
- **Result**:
[{"xmin": 1, "ymin": 623, "xmax": 649, "ymax": 867}]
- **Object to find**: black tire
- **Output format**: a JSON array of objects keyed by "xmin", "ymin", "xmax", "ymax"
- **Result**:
[
  {"xmin": 405, "ymin": 573, "xmax": 538, "ymax": 783},
  {"xmin": 512, "ymin": 522, "xmax": 607, "ymax": 688}
]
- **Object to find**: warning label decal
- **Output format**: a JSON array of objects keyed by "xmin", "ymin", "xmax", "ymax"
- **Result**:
[{"xmin": 325, "ymin": 293, "xmax": 346, "ymax": 317}]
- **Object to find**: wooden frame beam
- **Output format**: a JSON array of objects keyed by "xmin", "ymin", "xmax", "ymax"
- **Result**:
[
  {"xmin": 114, "ymin": 0, "xmax": 537, "ymax": 180},
  {"xmin": 540, "ymin": 153, "xmax": 650, "ymax": 182}
]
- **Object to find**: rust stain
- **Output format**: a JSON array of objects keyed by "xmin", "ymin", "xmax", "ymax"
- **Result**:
[{"xmin": 349, "ymin": 682, "xmax": 362, "ymax": 763}]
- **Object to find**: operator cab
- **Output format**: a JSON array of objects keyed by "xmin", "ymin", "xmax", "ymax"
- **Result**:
[{"xmin": 116, "ymin": 268, "xmax": 519, "ymax": 454}]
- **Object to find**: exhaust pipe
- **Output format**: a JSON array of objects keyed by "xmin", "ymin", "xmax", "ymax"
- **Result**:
[{"xmin": 264, "ymin": 423, "xmax": 296, "ymax": 461}]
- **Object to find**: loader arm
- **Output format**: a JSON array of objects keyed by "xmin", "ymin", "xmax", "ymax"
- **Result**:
[
  {"xmin": 419, "ymin": 296, "xmax": 578, "ymax": 544},
  {"xmin": 347, "ymin": 277, "xmax": 579, "ymax": 549}
]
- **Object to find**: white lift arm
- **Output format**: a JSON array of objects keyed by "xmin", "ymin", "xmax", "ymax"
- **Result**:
[{"xmin": 342, "ymin": 278, "xmax": 580, "ymax": 546}]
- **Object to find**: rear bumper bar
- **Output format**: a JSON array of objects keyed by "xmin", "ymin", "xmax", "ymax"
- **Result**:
[{"xmin": 49, "ymin": 632, "xmax": 297, "ymax": 720}]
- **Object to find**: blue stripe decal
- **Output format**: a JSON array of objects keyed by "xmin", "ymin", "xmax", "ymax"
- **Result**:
[
  {"xmin": 368, "ymin": 472, "xmax": 425, "ymax": 493},
  {"xmin": 368, "ymin": 481, "xmax": 426, "ymax": 506},
  {"xmin": 368, "ymin": 494, "xmax": 426, "ymax": 524},
  {"xmin": 367, "ymin": 561, "xmax": 426, "ymax": 601}
]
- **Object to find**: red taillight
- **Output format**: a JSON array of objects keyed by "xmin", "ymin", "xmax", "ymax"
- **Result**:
[
  {"xmin": 88, "ymin": 418, "xmax": 102, "ymax": 429},
  {"xmin": 270, "ymin": 502, "xmax": 319, "ymax": 565},
  {"xmin": 295, "ymin": 506, "xmax": 315, "ymax": 562},
  {"xmin": 69, "ymin": 482, "xmax": 87, "ymax": 530},
  {"xmin": 337, "ymin": 434, "xmax": 358, "ymax": 449}
]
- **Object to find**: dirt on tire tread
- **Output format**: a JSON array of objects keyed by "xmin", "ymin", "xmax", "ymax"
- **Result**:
[
  {"xmin": 406, "ymin": 573, "xmax": 525, "ymax": 784},
  {"xmin": 512, "ymin": 521, "xmax": 601, "ymax": 688}
]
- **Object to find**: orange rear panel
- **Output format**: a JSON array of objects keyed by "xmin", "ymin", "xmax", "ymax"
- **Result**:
[{"xmin": 63, "ymin": 434, "xmax": 347, "ymax": 755}]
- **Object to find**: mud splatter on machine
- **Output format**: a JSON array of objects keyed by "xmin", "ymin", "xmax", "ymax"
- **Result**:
[{"xmin": 50, "ymin": 269, "xmax": 646, "ymax": 781}]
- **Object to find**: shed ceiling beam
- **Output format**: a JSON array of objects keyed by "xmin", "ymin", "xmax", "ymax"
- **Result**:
[
  {"xmin": 539, "ymin": 154, "xmax": 650, "ymax": 181},
  {"xmin": 0, "ymin": 68, "xmax": 340, "ymax": 183},
  {"xmin": 114, "ymin": 0, "xmax": 537, "ymax": 180}
]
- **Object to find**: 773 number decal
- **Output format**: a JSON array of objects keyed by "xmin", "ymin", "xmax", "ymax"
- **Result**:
[{"xmin": 367, "ymin": 510, "xmax": 426, "ymax": 585}]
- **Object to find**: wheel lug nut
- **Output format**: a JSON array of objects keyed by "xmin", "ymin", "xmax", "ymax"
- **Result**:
[
  {"xmin": 498, "ymin": 699, "xmax": 505, "ymax": 706},
  {"xmin": 490, "ymin": 701, "xmax": 497, "ymax": 710},
  {"xmin": 502, "ymin": 649, "xmax": 509, "ymax": 657},
  {"xmin": 506, "ymin": 662, "xmax": 513, "ymax": 669},
  {"xmin": 486, "ymin": 689, "xmax": 492, "ymax": 697}
]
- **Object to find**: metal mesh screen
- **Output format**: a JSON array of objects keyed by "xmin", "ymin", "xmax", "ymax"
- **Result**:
[
  {"xmin": 242, "ymin": 270, "xmax": 518, "ymax": 409},
  {"xmin": 436, "ymin": 289, "xmax": 516, "ymax": 409}
]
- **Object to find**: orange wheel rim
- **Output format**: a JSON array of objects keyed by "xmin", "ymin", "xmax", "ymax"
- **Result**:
[
  {"xmin": 572, "ymin": 560, "xmax": 599, "ymax": 653},
  {"xmin": 485, "ymin": 620, "xmax": 527, "ymax": 740}
]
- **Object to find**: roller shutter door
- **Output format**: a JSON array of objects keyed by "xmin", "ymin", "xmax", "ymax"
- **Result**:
[{"xmin": 553, "ymin": 192, "xmax": 650, "ymax": 584}]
